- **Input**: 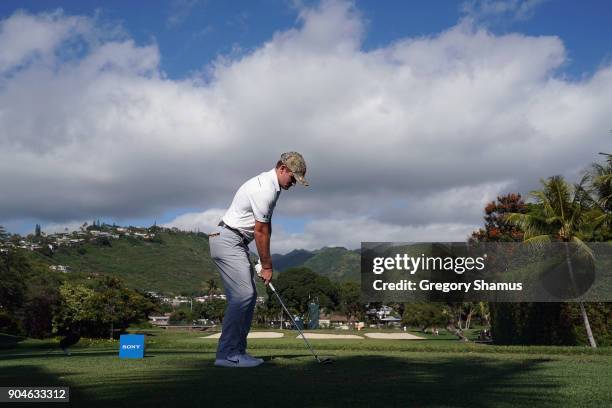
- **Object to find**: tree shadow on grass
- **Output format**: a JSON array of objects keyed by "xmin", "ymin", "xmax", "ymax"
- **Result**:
[
  {"xmin": 0, "ymin": 350, "xmax": 118, "ymax": 361},
  {"xmin": 19, "ymin": 350, "xmax": 568, "ymax": 408}
]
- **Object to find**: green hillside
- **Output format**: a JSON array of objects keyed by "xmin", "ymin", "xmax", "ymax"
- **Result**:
[
  {"xmin": 17, "ymin": 231, "xmax": 361, "ymax": 294},
  {"xmin": 302, "ymin": 247, "xmax": 360, "ymax": 282},
  {"xmin": 272, "ymin": 249, "xmax": 315, "ymax": 271},
  {"xmin": 33, "ymin": 231, "xmax": 218, "ymax": 294}
]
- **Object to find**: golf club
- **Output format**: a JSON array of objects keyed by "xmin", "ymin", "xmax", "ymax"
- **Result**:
[{"xmin": 256, "ymin": 261, "xmax": 333, "ymax": 365}]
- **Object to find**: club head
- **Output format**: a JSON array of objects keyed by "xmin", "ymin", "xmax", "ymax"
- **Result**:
[{"xmin": 317, "ymin": 357, "xmax": 333, "ymax": 365}]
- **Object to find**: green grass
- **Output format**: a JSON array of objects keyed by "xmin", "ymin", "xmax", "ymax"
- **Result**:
[{"xmin": 1, "ymin": 329, "xmax": 611, "ymax": 407}]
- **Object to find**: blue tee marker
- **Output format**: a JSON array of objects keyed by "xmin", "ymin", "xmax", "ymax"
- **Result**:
[{"xmin": 119, "ymin": 334, "xmax": 145, "ymax": 359}]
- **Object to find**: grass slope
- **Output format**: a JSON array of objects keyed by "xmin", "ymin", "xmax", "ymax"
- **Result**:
[
  {"xmin": 303, "ymin": 247, "xmax": 361, "ymax": 282},
  {"xmin": 272, "ymin": 249, "xmax": 315, "ymax": 271},
  {"xmin": 37, "ymin": 231, "xmax": 217, "ymax": 294}
]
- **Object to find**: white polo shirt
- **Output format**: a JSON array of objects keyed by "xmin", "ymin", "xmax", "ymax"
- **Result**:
[{"xmin": 221, "ymin": 168, "xmax": 281, "ymax": 242}]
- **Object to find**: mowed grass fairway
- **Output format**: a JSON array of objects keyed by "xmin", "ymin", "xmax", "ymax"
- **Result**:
[{"xmin": 1, "ymin": 329, "xmax": 611, "ymax": 408}]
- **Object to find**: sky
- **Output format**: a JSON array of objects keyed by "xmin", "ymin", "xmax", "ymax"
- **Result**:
[{"xmin": 0, "ymin": 0, "xmax": 610, "ymax": 253}]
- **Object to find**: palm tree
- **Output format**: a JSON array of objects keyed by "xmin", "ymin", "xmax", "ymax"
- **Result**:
[
  {"xmin": 0, "ymin": 225, "xmax": 8, "ymax": 241},
  {"xmin": 589, "ymin": 154, "xmax": 612, "ymax": 236},
  {"xmin": 477, "ymin": 301, "xmax": 490, "ymax": 328},
  {"xmin": 506, "ymin": 175, "xmax": 597, "ymax": 348},
  {"xmin": 206, "ymin": 279, "xmax": 218, "ymax": 296}
]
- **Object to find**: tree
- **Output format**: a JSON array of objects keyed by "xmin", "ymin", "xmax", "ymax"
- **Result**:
[
  {"xmin": 0, "ymin": 249, "xmax": 28, "ymax": 334},
  {"xmin": 402, "ymin": 303, "xmax": 446, "ymax": 332},
  {"xmin": 338, "ymin": 281, "xmax": 364, "ymax": 324},
  {"xmin": 149, "ymin": 221, "xmax": 160, "ymax": 233},
  {"xmin": 199, "ymin": 298, "xmax": 227, "ymax": 323},
  {"xmin": 468, "ymin": 195, "xmax": 528, "ymax": 342},
  {"xmin": 169, "ymin": 308, "xmax": 194, "ymax": 325},
  {"xmin": 52, "ymin": 278, "xmax": 158, "ymax": 339},
  {"xmin": 506, "ymin": 175, "xmax": 598, "ymax": 348},
  {"xmin": 477, "ymin": 301, "xmax": 491, "ymax": 328},
  {"xmin": 0, "ymin": 225, "xmax": 8, "ymax": 241},
  {"xmin": 86, "ymin": 277, "xmax": 157, "ymax": 339},
  {"xmin": 206, "ymin": 279, "xmax": 219, "ymax": 296},
  {"xmin": 272, "ymin": 267, "xmax": 339, "ymax": 315},
  {"xmin": 470, "ymin": 193, "xmax": 527, "ymax": 243},
  {"xmin": 52, "ymin": 283, "xmax": 96, "ymax": 336},
  {"xmin": 588, "ymin": 154, "xmax": 612, "ymax": 240},
  {"xmin": 22, "ymin": 271, "xmax": 62, "ymax": 338},
  {"xmin": 253, "ymin": 303, "xmax": 271, "ymax": 326}
]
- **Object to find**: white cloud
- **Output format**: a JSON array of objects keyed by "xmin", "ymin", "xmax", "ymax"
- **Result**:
[
  {"xmin": 461, "ymin": 0, "xmax": 548, "ymax": 23},
  {"xmin": 268, "ymin": 217, "xmax": 477, "ymax": 254},
  {"xmin": 0, "ymin": 10, "xmax": 91, "ymax": 74},
  {"xmin": 42, "ymin": 220, "xmax": 88, "ymax": 235},
  {"xmin": 162, "ymin": 208, "xmax": 225, "ymax": 232},
  {"xmin": 1, "ymin": 1, "xmax": 611, "ymax": 253},
  {"xmin": 163, "ymin": 180, "xmax": 512, "ymax": 253},
  {"xmin": 167, "ymin": 0, "xmax": 202, "ymax": 28}
]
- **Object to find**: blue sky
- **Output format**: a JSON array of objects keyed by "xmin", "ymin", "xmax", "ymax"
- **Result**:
[
  {"xmin": 2, "ymin": 0, "xmax": 610, "ymax": 80},
  {"xmin": 0, "ymin": 0, "xmax": 610, "ymax": 251}
]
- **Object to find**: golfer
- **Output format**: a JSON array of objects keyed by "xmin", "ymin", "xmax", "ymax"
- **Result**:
[{"xmin": 209, "ymin": 152, "xmax": 309, "ymax": 367}]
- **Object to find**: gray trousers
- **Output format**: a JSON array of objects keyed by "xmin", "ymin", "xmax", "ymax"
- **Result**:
[{"xmin": 208, "ymin": 225, "xmax": 257, "ymax": 360}]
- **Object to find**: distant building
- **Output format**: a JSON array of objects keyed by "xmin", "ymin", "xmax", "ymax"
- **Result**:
[
  {"xmin": 170, "ymin": 297, "xmax": 190, "ymax": 307},
  {"xmin": 49, "ymin": 265, "xmax": 71, "ymax": 273},
  {"xmin": 379, "ymin": 316, "xmax": 402, "ymax": 327},
  {"xmin": 319, "ymin": 314, "xmax": 350, "ymax": 329},
  {"xmin": 149, "ymin": 315, "xmax": 170, "ymax": 326}
]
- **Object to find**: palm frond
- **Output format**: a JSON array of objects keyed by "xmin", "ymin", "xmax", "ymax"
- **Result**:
[
  {"xmin": 531, "ymin": 189, "xmax": 556, "ymax": 218},
  {"xmin": 571, "ymin": 236, "xmax": 595, "ymax": 262},
  {"xmin": 548, "ymin": 175, "xmax": 571, "ymax": 222},
  {"xmin": 573, "ymin": 175, "xmax": 595, "ymax": 209},
  {"xmin": 520, "ymin": 234, "xmax": 554, "ymax": 257},
  {"xmin": 592, "ymin": 212, "xmax": 612, "ymax": 228},
  {"xmin": 523, "ymin": 234, "xmax": 553, "ymax": 247},
  {"xmin": 505, "ymin": 213, "xmax": 551, "ymax": 239},
  {"xmin": 589, "ymin": 159, "xmax": 612, "ymax": 210}
]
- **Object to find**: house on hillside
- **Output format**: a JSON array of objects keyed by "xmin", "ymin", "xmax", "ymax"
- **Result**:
[
  {"xmin": 49, "ymin": 265, "xmax": 71, "ymax": 273},
  {"xmin": 170, "ymin": 297, "xmax": 190, "ymax": 307}
]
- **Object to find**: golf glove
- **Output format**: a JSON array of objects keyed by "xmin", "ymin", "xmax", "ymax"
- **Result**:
[{"xmin": 255, "ymin": 259, "xmax": 263, "ymax": 277}]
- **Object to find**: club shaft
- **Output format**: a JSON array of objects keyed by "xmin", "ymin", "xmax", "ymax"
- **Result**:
[{"xmin": 269, "ymin": 283, "xmax": 320, "ymax": 362}]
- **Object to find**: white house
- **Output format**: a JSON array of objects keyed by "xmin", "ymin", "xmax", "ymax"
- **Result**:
[
  {"xmin": 49, "ymin": 265, "xmax": 71, "ymax": 273},
  {"xmin": 149, "ymin": 315, "xmax": 170, "ymax": 326}
]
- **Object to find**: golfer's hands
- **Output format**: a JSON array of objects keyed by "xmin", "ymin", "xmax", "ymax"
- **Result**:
[
  {"xmin": 255, "ymin": 260, "xmax": 273, "ymax": 285},
  {"xmin": 260, "ymin": 267, "xmax": 273, "ymax": 285}
]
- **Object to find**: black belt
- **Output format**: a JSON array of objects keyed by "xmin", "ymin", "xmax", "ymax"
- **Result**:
[{"xmin": 218, "ymin": 221, "xmax": 249, "ymax": 244}]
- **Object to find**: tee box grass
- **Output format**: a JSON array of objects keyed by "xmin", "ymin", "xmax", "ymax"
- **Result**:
[{"xmin": 1, "ymin": 329, "xmax": 611, "ymax": 407}]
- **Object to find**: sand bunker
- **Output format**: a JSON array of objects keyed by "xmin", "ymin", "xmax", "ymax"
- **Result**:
[
  {"xmin": 201, "ymin": 331, "xmax": 284, "ymax": 339},
  {"xmin": 201, "ymin": 331, "xmax": 424, "ymax": 340},
  {"xmin": 296, "ymin": 333, "xmax": 364, "ymax": 339},
  {"xmin": 364, "ymin": 333, "xmax": 425, "ymax": 340}
]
